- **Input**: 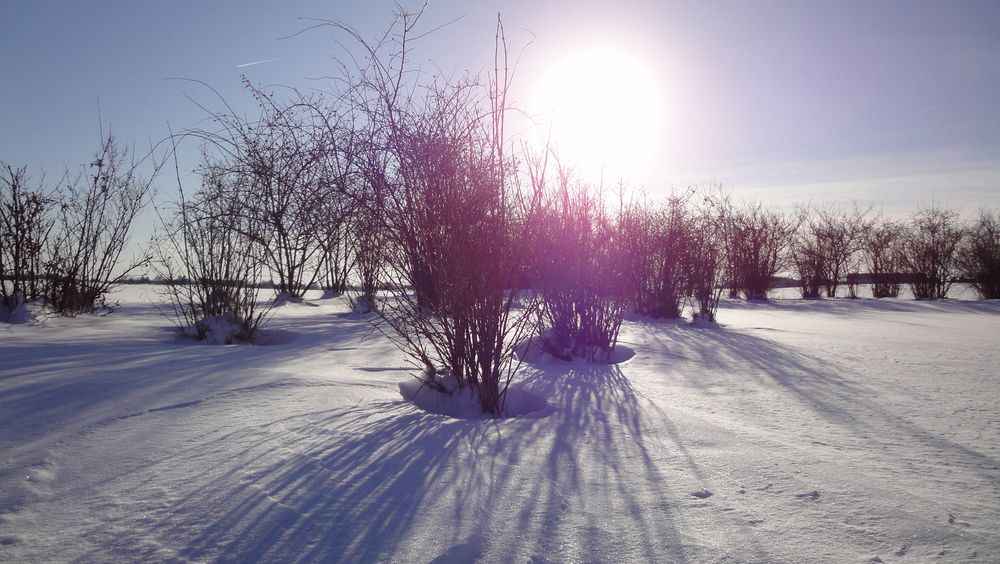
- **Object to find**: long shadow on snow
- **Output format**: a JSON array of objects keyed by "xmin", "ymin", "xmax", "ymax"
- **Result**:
[
  {"xmin": 720, "ymin": 296, "xmax": 1000, "ymax": 317},
  {"xmin": 0, "ymin": 309, "xmax": 377, "ymax": 437},
  {"xmin": 509, "ymin": 363, "xmax": 689, "ymax": 562},
  {"xmin": 147, "ymin": 401, "xmax": 497, "ymax": 563},
  {"xmin": 0, "ymin": 304, "xmax": 380, "ymax": 518},
  {"xmin": 637, "ymin": 320, "xmax": 998, "ymax": 474},
  {"xmin": 129, "ymin": 365, "xmax": 688, "ymax": 562}
]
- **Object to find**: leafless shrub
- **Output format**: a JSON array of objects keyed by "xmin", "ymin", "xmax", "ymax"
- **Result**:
[
  {"xmin": 958, "ymin": 209, "xmax": 1000, "ymax": 299},
  {"xmin": 686, "ymin": 192, "xmax": 727, "ymax": 321},
  {"xmin": 790, "ymin": 208, "xmax": 826, "ymax": 299},
  {"xmin": 153, "ymin": 158, "xmax": 273, "ymax": 343},
  {"xmin": 819, "ymin": 206, "xmax": 867, "ymax": 298},
  {"xmin": 616, "ymin": 188, "xmax": 726, "ymax": 321},
  {"xmin": 316, "ymin": 98, "xmax": 365, "ymax": 294},
  {"xmin": 0, "ymin": 164, "xmax": 55, "ymax": 316},
  {"xmin": 339, "ymin": 11, "xmax": 539, "ymax": 415},
  {"xmin": 901, "ymin": 205, "xmax": 964, "ymax": 300},
  {"xmin": 861, "ymin": 215, "xmax": 905, "ymax": 298},
  {"xmin": 791, "ymin": 205, "xmax": 868, "ymax": 299},
  {"xmin": 184, "ymin": 82, "xmax": 340, "ymax": 298},
  {"xmin": 534, "ymin": 167, "xmax": 629, "ymax": 361},
  {"xmin": 347, "ymin": 185, "xmax": 385, "ymax": 313},
  {"xmin": 43, "ymin": 133, "xmax": 157, "ymax": 316},
  {"xmin": 317, "ymin": 195, "xmax": 354, "ymax": 294},
  {"xmin": 724, "ymin": 200, "xmax": 797, "ymax": 300},
  {"xmin": 619, "ymin": 191, "xmax": 693, "ymax": 318}
]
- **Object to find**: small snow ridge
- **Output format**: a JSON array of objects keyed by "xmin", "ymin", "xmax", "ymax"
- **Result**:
[
  {"xmin": 148, "ymin": 399, "xmax": 202, "ymax": 413},
  {"xmin": 252, "ymin": 328, "xmax": 297, "ymax": 346},
  {"xmin": 398, "ymin": 377, "xmax": 550, "ymax": 419},
  {"xmin": 272, "ymin": 293, "xmax": 304, "ymax": 306},
  {"xmin": 514, "ymin": 339, "xmax": 635, "ymax": 365},
  {"xmin": 689, "ymin": 316, "xmax": 722, "ymax": 329},
  {"xmin": 428, "ymin": 538, "xmax": 484, "ymax": 563}
]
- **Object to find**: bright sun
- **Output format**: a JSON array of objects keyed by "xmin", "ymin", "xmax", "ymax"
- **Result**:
[{"xmin": 531, "ymin": 45, "xmax": 665, "ymax": 178}]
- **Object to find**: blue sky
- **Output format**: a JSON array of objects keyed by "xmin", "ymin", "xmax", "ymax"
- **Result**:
[{"xmin": 2, "ymin": 0, "xmax": 999, "ymax": 215}]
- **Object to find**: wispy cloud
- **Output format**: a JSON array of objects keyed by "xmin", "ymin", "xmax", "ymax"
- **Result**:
[{"xmin": 235, "ymin": 57, "xmax": 279, "ymax": 69}]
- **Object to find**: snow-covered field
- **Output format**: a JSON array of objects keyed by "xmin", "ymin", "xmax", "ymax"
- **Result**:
[{"xmin": 1, "ymin": 286, "xmax": 998, "ymax": 562}]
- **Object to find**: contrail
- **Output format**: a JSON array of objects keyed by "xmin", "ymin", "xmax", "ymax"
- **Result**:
[{"xmin": 236, "ymin": 57, "xmax": 279, "ymax": 69}]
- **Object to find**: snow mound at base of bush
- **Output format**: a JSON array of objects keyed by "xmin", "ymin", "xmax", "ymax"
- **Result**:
[
  {"xmin": 689, "ymin": 316, "xmax": 722, "ymax": 329},
  {"xmin": 319, "ymin": 289, "xmax": 342, "ymax": 300},
  {"xmin": 513, "ymin": 339, "xmax": 635, "ymax": 365},
  {"xmin": 273, "ymin": 293, "xmax": 303, "ymax": 307},
  {"xmin": 398, "ymin": 376, "xmax": 550, "ymax": 419},
  {"xmin": 348, "ymin": 294, "xmax": 378, "ymax": 314},
  {"xmin": 251, "ymin": 328, "xmax": 297, "ymax": 346},
  {"xmin": 184, "ymin": 315, "xmax": 252, "ymax": 345}
]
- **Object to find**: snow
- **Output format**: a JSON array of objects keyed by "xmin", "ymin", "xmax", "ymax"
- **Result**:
[
  {"xmin": 515, "ymin": 338, "xmax": 637, "ymax": 365},
  {"xmin": 0, "ymin": 296, "xmax": 33, "ymax": 324},
  {"xmin": 398, "ymin": 376, "xmax": 550, "ymax": 420},
  {"xmin": 181, "ymin": 314, "xmax": 252, "ymax": 345},
  {"xmin": 1, "ymin": 285, "xmax": 999, "ymax": 562}
]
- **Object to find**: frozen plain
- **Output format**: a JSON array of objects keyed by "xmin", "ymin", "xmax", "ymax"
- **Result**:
[{"xmin": 1, "ymin": 286, "xmax": 998, "ymax": 563}]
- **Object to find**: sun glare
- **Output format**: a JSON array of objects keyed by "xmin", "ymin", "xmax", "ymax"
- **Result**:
[{"xmin": 531, "ymin": 45, "xmax": 665, "ymax": 178}]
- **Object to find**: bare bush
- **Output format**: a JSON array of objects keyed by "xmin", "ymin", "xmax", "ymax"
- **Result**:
[
  {"xmin": 958, "ymin": 209, "xmax": 1000, "ymax": 299},
  {"xmin": 791, "ymin": 205, "xmax": 867, "ymax": 299},
  {"xmin": 340, "ymin": 11, "xmax": 539, "ymax": 415},
  {"xmin": 686, "ymin": 193, "xmax": 727, "ymax": 321},
  {"xmin": 790, "ymin": 208, "xmax": 826, "ymax": 299},
  {"xmin": 317, "ymin": 196, "xmax": 354, "ymax": 293},
  {"xmin": 818, "ymin": 206, "xmax": 866, "ymax": 298},
  {"xmin": 534, "ymin": 168, "xmax": 629, "ymax": 361},
  {"xmin": 900, "ymin": 206, "xmax": 964, "ymax": 300},
  {"xmin": 619, "ymin": 191, "xmax": 692, "ymax": 318},
  {"xmin": 0, "ymin": 164, "xmax": 55, "ymax": 315},
  {"xmin": 347, "ymin": 184, "xmax": 385, "ymax": 313},
  {"xmin": 616, "ymin": 188, "xmax": 726, "ymax": 321},
  {"xmin": 861, "ymin": 215, "xmax": 905, "ymax": 298},
  {"xmin": 724, "ymin": 200, "xmax": 797, "ymax": 300},
  {"xmin": 185, "ymin": 83, "xmax": 340, "ymax": 298},
  {"xmin": 154, "ymin": 159, "xmax": 273, "ymax": 343},
  {"xmin": 316, "ymin": 99, "xmax": 364, "ymax": 294},
  {"xmin": 44, "ymin": 134, "xmax": 157, "ymax": 316}
]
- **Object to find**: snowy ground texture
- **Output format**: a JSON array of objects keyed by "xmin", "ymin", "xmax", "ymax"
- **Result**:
[{"xmin": 1, "ymin": 286, "xmax": 998, "ymax": 563}]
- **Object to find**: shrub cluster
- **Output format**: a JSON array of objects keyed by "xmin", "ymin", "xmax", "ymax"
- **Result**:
[
  {"xmin": 533, "ymin": 170, "xmax": 629, "ymax": 362},
  {"xmin": 152, "ymin": 161, "xmax": 272, "ymax": 344},
  {"xmin": 1, "ymin": 134, "xmax": 156, "ymax": 320},
  {"xmin": 8, "ymin": 9, "xmax": 1000, "ymax": 416}
]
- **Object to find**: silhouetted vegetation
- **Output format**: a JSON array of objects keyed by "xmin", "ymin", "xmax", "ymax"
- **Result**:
[
  {"xmin": 5, "ymin": 8, "xmax": 999, "ymax": 424},
  {"xmin": 153, "ymin": 158, "xmax": 273, "ymax": 343},
  {"xmin": 534, "ymin": 167, "xmax": 628, "ymax": 361},
  {"xmin": 901, "ymin": 205, "xmax": 964, "ymax": 300},
  {"xmin": 959, "ymin": 210, "xmax": 1000, "ymax": 299},
  {"xmin": 2, "ymin": 133, "xmax": 157, "ymax": 320},
  {"xmin": 0, "ymin": 164, "xmax": 54, "ymax": 314}
]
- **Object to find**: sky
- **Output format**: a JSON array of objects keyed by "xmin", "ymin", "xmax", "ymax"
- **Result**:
[{"xmin": 2, "ymin": 0, "xmax": 999, "ymax": 219}]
